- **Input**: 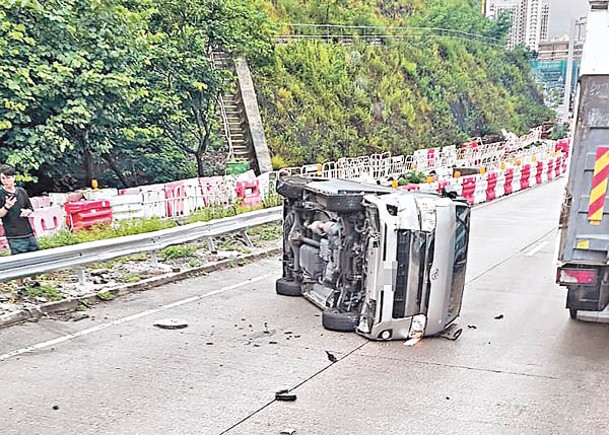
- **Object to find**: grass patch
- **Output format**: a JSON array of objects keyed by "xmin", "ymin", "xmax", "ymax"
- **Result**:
[
  {"xmin": 187, "ymin": 258, "xmax": 202, "ymax": 268},
  {"xmin": 249, "ymin": 223, "xmax": 282, "ymax": 241},
  {"xmin": 122, "ymin": 253, "xmax": 149, "ymax": 262},
  {"xmin": 77, "ymin": 301, "xmax": 91, "ymax": 311},
  {"xmin": 187, "ymin": 205, "xmax": 238, "ymax": 224},
  {"xmin": 96, "ymin": 291, "xmax": 116, "ymax": 301},
  {"xmin": 35, "ymin": 202, "xmax": 281, "ymax": 253},
  {"xmin": 160, "ymin": 245, "xmax": 198, "ymax": 260},
  {"xmin": 26, "ymin": 284, "xmax": 62, "ymax": 301},
  {"xmin": 262, "ymin": 191, "xmax": 282, "ymax": 208},
  {"xmin": 38, "ymin": 218, "xmax": 176, "ymax": 250},
  {"xmin": 123, "ymin": 273, "xmax": 142, "ymax": 283}
]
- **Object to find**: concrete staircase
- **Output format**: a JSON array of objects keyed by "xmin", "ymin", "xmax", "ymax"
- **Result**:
[
  {"xmin": 211, "ymin": 51, "xmax": 272, "ymax": 174},
  {"xmin": 211, "ymin": 52, "xmax": 250, "ymax": 163}
]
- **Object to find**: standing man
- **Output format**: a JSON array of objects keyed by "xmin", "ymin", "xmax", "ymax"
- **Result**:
[{"xmin": 0, "ymin": 164, "xmax": 38, "ymax": 256}]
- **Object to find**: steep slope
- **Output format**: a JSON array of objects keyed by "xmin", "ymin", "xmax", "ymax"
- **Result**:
[{"xmin": 253, "ymin": 0, "xmax": 552, "ymax": 166}]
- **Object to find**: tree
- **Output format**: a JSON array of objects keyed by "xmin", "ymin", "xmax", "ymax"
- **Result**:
[
  {"xmin": 0, "ymin": 0, "xmax": 151, "ymax": 185},
  {"xmin": 0, "ymin": 0, "xmax": 273, "ymax": 187},
  {"xmin": 136, "ymin": 0, "xmax": 273, "ymax": 177}
]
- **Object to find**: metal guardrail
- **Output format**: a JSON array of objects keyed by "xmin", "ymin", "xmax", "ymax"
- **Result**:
[{"xmin": 0, "ymin": 207, "xmax": 282, "ymax": 283}]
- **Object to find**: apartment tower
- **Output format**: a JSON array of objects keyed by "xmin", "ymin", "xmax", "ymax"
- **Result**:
[{"xmin": 485, "ymin": 0, "xmax": 550, "ymax": 51}]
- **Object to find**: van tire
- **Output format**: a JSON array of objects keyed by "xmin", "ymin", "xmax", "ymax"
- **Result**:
[
  {"xmin": 322, "ymin": 309, "xmax": 359, "ymax": 332},
  {"xmin": 276, "ymin": 176, "xmax": 311, "ymax": 199},
  {"xmin": 276, "ymin": 278, "xmax": 301, "ymax": 296}
]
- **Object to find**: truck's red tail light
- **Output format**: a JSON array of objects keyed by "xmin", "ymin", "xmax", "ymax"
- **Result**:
[{"xmin": 557, "ymin": 268, "xmax": 597, "ymax": 285}]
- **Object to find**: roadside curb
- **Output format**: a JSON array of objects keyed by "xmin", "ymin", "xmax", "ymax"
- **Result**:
[{"xmin": 0, "ymin": 246, "xmax": 282, "ymax": 329}]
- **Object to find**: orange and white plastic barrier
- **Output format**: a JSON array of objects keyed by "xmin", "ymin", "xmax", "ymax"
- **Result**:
[
  {"xmin": 4, "ymin": 128, "xmax": 568, "ymax": 250},
  {"xmin": 64, "ymin": 200, "xmax": 113, "ymax": 231},
  {"xmin": 474, "ymin": 175, "xmax": 488, "ymax": 205},
  {"xmin": 29, "ymin": 206, "xmax": 64, "ymax": 237},
  {"xmin": 235, "ymin": 179, "xmax": 261, "ymax": 208}
]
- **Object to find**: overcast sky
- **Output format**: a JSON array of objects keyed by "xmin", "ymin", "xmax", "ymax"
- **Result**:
[{"xmin": 548, "ymin": 0, "xmax": 589, "ymax": 36}]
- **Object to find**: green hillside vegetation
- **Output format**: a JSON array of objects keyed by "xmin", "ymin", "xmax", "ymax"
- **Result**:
[
  {"xmin": 256, "ymin": 0, "xmax": 552, "ymax": 166},
  {"xmin": 0, "ymin": 0, "xmax": 552, "ymax": 191}
]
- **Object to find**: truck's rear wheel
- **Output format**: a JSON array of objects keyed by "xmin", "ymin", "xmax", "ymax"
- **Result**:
[
  {"xmin": 322, "ymin": 309, "xmax": 359, "ymax": 332},
  {"xmin": 276, "ymin": 278, "xmax": 302, "ymax": 296}
]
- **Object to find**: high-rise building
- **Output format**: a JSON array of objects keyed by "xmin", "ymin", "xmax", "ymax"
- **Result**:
[
  {"xmin": 485, "ymin": 0, "xmax": 522, "ymax": 49},
  {"xmin": 540, "ymin": 2, "xmax": 550, "ymax": 42},
  {"xmin": 485, "ymin": 0, "xmax": 550, "ymax": 51}
]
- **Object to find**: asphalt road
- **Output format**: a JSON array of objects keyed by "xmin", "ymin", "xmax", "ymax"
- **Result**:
[{"xmin": 2, "ymin": 179, "xmax": 609, "ymax": 435}]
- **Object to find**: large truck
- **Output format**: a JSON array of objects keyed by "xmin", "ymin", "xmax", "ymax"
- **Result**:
[{"xmin": 556, "ymin": 1, "xmax": 609, "ymax": 321}]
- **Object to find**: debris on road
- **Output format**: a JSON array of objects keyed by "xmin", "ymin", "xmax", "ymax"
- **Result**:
[
  {"xmin": 325, "ymin": 351, "xmax": 338, "ymax": 363},
  {"xmin": 436, "ymin": 324, "xmax": 463, "ymax": 341},
  {"xmin": 71, "ymin": 312, "xmax": 90, "ymax": 322},
  {"xmin": 280, "ymin": 429, "xmax": 296, "ymax": 435},
  {"xmin": 494, "ymin": 314, "xmax": 504, "ymax": 320},
  {"xmin": 467, "ymin": 324, "xmax": 477, "ymax": 329},
  {"xmin": 275, "ymin": 389, "xmax": 297, "ymax": 402},
  {"xmin": 403, "ymin": 337, "xmax": 421, "ymax": 346},
  {"xmin": 153, "ymin": 318, "xmax": 189, "ymax": 330}
]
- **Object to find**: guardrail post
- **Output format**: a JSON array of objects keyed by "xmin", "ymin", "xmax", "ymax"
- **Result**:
[
  {"xmin": 238, "ymin": 230, "xmax": 253, "ymax": 247},
  {"xmin": 151, "ymin": 250, "xmax": 159, "ymax": 267},
  {"xmin": 207, "ymin": 237, "xmax": 217, "ymax": 254},
  {"xmin": 75, "ymin": 267, "xmax": 86, "ymax": 287}
]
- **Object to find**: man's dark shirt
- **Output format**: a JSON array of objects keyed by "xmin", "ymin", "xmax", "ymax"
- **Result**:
[{"xmin": 0, "ymin": 187, "xmax": 34, "ymax": 238}]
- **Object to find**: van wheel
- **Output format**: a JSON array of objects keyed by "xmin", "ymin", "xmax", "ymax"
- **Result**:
[
  {"xmin": 276, "ymin": 278, "xmax": 301, "ymax": 296},
  {"xmin": 322, "ymin": 309, "xmax": 359, "ymax": 332},
  {"xmin": 276, "ymin": 176, "xmax": 311, "ymax": 199},
  {"xmin": 569, "ymin": 308, "xmax": 578, "ymax": 320}
]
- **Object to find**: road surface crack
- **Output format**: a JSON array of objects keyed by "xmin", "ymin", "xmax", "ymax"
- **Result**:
[{"xmin": 219, "ymin": 341, "xmax": 368, "ymax": 434}]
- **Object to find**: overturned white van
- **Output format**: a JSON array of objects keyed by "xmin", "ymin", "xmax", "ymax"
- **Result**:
[{"xmin": 275, "ymin": 176, "xmax": 471, "ymax": 340}]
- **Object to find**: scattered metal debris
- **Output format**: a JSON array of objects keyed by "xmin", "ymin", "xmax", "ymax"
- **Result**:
[
  {"xmin": 71, "ymin": 312, "xmax": 90, "ymax": 322},
  {"xmin": 436, "ymin": 324, "xmax": 463, "ymax": 341},
  {"xmin": 153, "ymin": 318, "xmax": 189, "ymax": 330},
  {"xmin": 275, "ymin": 389, "xmax": 297, "ymax": 402},
  {"xmin": 403, "ymin": 337, "xmax": 421, "ymax": 346},
  {"xmin": 325, "ymin": 351, "xmax": 338, "ymax": 363}
]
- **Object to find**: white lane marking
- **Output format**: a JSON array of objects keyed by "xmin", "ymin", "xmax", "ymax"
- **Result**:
[
  {"xmin": 0, "ymin": 272, "xmax": 275, "ymax": 362},
  {"xmin": 525, "ymin": 241, "xmax": 549, "ymax": 257}
]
